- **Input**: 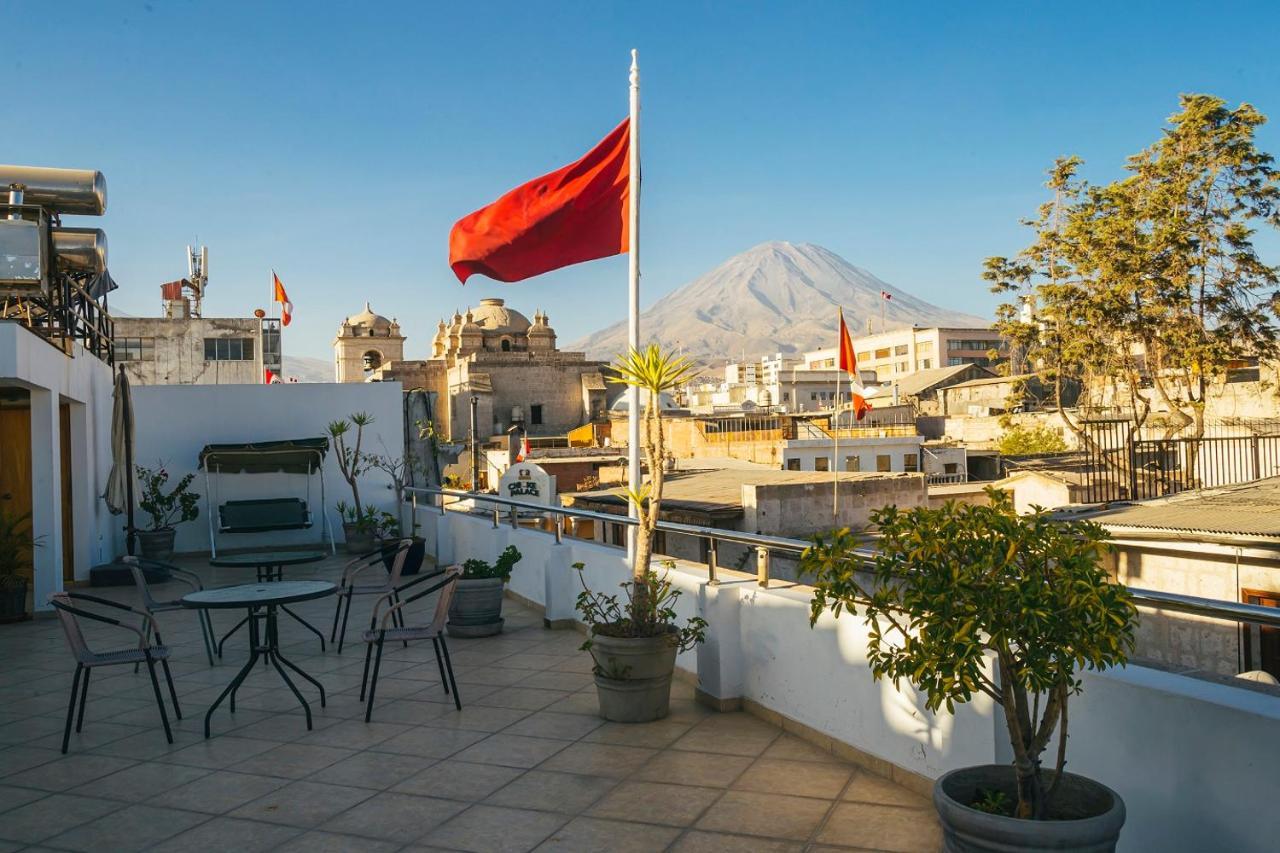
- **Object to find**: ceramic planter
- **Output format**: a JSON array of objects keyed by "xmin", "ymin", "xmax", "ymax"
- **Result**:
[
  {"xmin": 136, "ymin": 528, "xmax": 176, "ymax": 562},
  {"xmin": 447, "ymin": 577, "xmax": 506, "ymax": 637},
  {"xmin": 343, "ymin": 522, "xmax": 375, "ymax": 555},
  {"xmin": 0, "ymin": 580, "xmax": 28, "ymax": 623},
  {"xmin": 380, "ymin": 537, "xmax": 426, "ymax": 576},
  {"xmin": 588, "ymin": 629, "xmax": 679, "ymax": 723},
  {"xmin": 933, "ymin": 764, "xmax": 1125, "ymax": 853}
]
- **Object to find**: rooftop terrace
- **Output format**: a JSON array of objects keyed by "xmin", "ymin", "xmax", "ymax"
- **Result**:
[{"xmin": 0, "ymin": 554, "xmax": 938, "ymax": 852}]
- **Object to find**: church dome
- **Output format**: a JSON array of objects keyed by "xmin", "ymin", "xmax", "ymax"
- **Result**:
[
  {"xmin": 468, "ymin": 297, "xmax": 531, "ymax": 334},
  {"xmin": 346, "ymin": 302, "xmax": 393, "ymax": 333}
]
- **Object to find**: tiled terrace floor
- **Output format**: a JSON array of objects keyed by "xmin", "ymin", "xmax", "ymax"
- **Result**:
[{"xmin": 0, "ymin": 555, "xmax": 940, "ymax": 852}]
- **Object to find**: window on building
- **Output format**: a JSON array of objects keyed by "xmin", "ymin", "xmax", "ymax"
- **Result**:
[
  {"xmin": 856, "ymin": 351, "xmax": 871, "ymax": 362},
  {"xmin": 610, "ymin": 523, "xmax": 626, "ymax": 547},
  {"xmin": 948, "ymin": 356, "xmax": 991, "ymax": 367},
  {"xmin": 204, "ymin": 337, "xmax": 254, "ymax": 361},
  {"xmin": 786, "ymin": 458, "xmax": 801, "ymax": 471},
  {"xmin": 876, "ymin": 454, "xmax": 891, "ymax": 472},
  {"xmin": 894, "ymin": 344, "xmax": 908, "ymax": 356},
  {"xmin": 946, "ymin": 338, "xmax": 999, "ymax": 352},
  {"xmin": 782, "ymin": 392, "xmax": 790, "ymax": 402},
  {"xmin": 810, "ymin": 392, "xmax": 818, "ymax": 401},
  {"xmin": 815, "ymin": 457, "xmax": 830, "ymax": 472},
  {"xmin": 896, "ymin": 361, "xmax": 909, "ymax": 373},
  {"xmin": 1226, "ymin": 357, "xmax": 1262, "ymax": 384},
  {"xmin": 845, "ymin": 455, "xmax": 860, "ymax": 472},
  {"xmin": 916, "ymin": 340, "xmax": 933, "ymax": 353},
  {"xmin": 116, "ymin": 337, "xmax": 154, "ymax": 362},
  {"xmin": 904, "ymin": 453, "xmax": 919, "ymax": 472},
  {"xmin": 917, "ymin": 359, "xmax": 932, "ymax": 370},
  {"xmin": 530, "ymin": 404, "xmax": 543, "ymax": 425},
  {"xmin": 874, "ymin": 347, "xmax": 891, "ymax": 359},
  {"xmin": 944, "ymin": 462, "xmax": 959, "ymax": 474}
]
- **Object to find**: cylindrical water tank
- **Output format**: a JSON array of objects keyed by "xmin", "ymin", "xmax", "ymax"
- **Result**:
[
  {"xmin": 0, "ymin": 165, "xmax": 106, "ymax": 216},
  {"xmin": 52, "ymin": 227, "xmax": 107, "ymax": 273}
]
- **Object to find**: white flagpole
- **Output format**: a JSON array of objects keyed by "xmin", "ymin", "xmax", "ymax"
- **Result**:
[
  {"xmin": 833, "ymin": 312, "xmax": 840, "ymax": 518},
  {"xmin": 627, "ymin": 49, "xmax": 642, "ymax": 565}
]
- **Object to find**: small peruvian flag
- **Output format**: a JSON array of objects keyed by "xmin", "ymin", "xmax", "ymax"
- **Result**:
[{"xmin": 880, "ymin": 290, "xmax": 892, "ymax": 301}]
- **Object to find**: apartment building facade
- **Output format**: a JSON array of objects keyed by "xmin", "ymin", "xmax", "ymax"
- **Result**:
[{"xmin": 806, "ymin": 326, "xmax": 1004, "ymax": 381}]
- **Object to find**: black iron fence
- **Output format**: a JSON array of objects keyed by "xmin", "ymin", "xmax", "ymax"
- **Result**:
[{"xmin": 1080, "ymin": 418, "xmax": 1280, "ymax": 502}]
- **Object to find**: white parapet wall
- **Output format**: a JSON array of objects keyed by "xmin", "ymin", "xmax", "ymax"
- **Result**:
[
  {"xmin": 132, "ymin": 382, "xmax": 405, "ymax": 554},
  {"xmin": 418, "ymin": 500, "xmax": 1280, "ymax": 853}
]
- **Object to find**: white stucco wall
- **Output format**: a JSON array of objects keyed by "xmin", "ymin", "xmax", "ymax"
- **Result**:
[
  {"xmin": 419, "ymin": 502, "xmax": 1280, "ymax": 853},
  {"xmin": 0, "ymin": 323, "xmax": 119, "ymax": 608},
  {"xmin": 131, "ymin": 381, "xmax": 404, "ymax": 554}
]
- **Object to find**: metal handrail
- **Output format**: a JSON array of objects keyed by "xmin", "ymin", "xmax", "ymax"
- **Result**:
[{"xmin": 406, "ymin": 486, "xmax": 1280, "ymax": 629}]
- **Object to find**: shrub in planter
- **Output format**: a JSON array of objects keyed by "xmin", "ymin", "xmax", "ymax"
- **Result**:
[
  {"xmin": 337, "ymin": 501, "xmax": 378, "ymax": 555},
  {"xmin": 575, "ymin": 562, "xmax": 707, "ymax": 723},
  {"xmin": 447, "ymin": 545, "xmax": 521, "ymax": 638},
  {"xmin": 801, "ymin": 489, "xmax": 1136, "ymax": 852},
  {"xmin": 135, "ymin": 462, "xmax": 199, "ymax": 561},
  {"xmin": 0, "ymin": 508, "xmax": 40, "ymax": 623}
]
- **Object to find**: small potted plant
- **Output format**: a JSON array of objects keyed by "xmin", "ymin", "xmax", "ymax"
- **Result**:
[
  {"xmin": 575, "ymin": 561, "xmax": 706, "ymax": 722},
  {"xmin": 0, "ymin": 508, "xmax": 40, "ymax": 623},
  {"xmin": 135, "ymin": 462, "xmax": 200, "ymax": 561},
  {"xmin": 448, "ymin": 545, "xmax": 521, "ymax": 637},
  {"xmin": 801, "ymin": 489, "xmax": 1136, "ymax": 852},
  {"xmin": 336, "ymin": 502, "xmax": 378, "ymax": 555}
]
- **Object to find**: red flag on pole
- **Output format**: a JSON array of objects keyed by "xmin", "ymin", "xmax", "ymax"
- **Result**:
[
  {"xmin": 837, "ymin": 307, "xmax": 871, "ymax": 421},
  {"xmin": 448, "ymin": 119, "xmax": 630, "ymax": 284},
  {"xmin": 273, "ymin": 272, "xmax": 293, "ymax": 326}
]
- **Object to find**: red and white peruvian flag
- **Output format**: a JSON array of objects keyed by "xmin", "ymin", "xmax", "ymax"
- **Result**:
[{"xmin": 880, "ymin": 290, "xmax": 892, "ymax": 301}]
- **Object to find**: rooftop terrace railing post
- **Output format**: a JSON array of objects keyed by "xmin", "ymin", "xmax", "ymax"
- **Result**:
[
  {"xmin": 554, "ymin": 515, "xmax": 563, "ymax": 544},
  {"xmin": 491, "ymin": 506, "xmax": 499, "ymax": 529},
  {"xmin": 509, "ymin": 505, "xmax": 518, "ymax": 530},
  {"xmin": 756, "ymin": 546, "xmax": 770, "ymax": 588},
  {"xmin": 707, "ymin": 537, "xmax": 719, "ymax": 585}
]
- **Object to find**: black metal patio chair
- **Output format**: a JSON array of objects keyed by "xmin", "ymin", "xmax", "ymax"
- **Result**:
[
  {"xmin": 125, "ymin": 556, "xmax": 218, "ymax": 667},
  {"xmin": 359, "ymin": 564, "xmax": 462, "ymax": 722},
  {"xmin": 49, "ymin": 591, "xmax": 181, "ymax": 753},
  {"xmin": 331, "ymin": 539, "xmax": 413, "ymax": 654}
]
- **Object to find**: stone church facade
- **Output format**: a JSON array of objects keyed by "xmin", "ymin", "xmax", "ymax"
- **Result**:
[{"xmin": 336, "ymin": 297, "xmax": 610, "ymax": 442}]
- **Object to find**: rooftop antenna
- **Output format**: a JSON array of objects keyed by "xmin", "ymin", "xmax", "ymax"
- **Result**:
[{"xmin": 186, "ymin": 245, "xmax": 208, "ymax": 318}]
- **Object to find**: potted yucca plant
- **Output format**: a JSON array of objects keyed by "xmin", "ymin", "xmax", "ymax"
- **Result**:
[
  {"xmin": 801, "ymin": 489, "xmax": 1136, "ymax": 852},
  {"xmin": 575, "ymin": 345, "xmax": 708, "ymax": 723}
]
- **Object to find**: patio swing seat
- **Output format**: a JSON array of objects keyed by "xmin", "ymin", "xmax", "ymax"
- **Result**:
[{"xmin": 219, "ymin": 498, "xmax": 312, "ymax": 534}]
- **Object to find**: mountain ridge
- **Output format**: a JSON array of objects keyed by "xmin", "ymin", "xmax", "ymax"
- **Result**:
[{"xmin": 569, "ymin": 241, "xmax": 988, "ymax": 363}]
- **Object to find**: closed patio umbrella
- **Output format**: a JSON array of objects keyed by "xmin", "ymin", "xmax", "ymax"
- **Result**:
[{"xmin": 103, "ymin": 365, "xmax": 136, "ymax": 554}]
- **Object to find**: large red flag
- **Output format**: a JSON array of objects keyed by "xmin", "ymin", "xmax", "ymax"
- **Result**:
[{"xmin": 449, "ymin": 119, "xmax": 630, "ymax": 284}]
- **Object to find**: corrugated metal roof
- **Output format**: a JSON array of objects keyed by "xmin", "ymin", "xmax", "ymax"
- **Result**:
[
  {"xmin": 1086, "ymin": 477, "xmax": 1280, "ymax": 539},
  {"xmin": 890, "ymin": 364, "xmax": 991, "ymax": 397}
]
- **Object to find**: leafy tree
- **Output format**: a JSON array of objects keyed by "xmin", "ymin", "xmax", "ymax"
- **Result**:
[
  {"xmin": 328, "ymin": 412, "xmax": 374, "ymax": 516},
  {"xmin": 987, "ymin": 95, "xmax": 1280, "ymax": 460},
  {"xmin": 802, "ymin": 490, "xmax": 1135, "ymax": 820},
  {"xmin": 998, "ymin": 423, "xmax": 1069, "ymax": 456}
]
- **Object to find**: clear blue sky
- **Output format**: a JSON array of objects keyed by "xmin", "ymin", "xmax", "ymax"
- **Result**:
[{"xmin": 9, "ymin": 1, "xmax": 1280, "ymax": 360}]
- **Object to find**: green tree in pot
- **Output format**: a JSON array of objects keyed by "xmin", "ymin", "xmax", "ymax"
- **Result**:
[
  {"xmin": 574, "ymin": 345, "xmax": 708, "ymax": 723},
  {"xmin": 0, "ymin": 508, "xmax": 41, "ymax": 623},
  {"xmin": 328, "ymin": 412, "xmax": 374, "ymax": 553},
  {"xmin": 448, "ymin": 545, "xmax": 521, "ymax": 638},
  {"xmin": 135, "ymin": 463, "xmax": 200, "ymax": 561},
  {"xmin": 801, "ymin": 489, "xmax": 1137, "ymax": 853}
]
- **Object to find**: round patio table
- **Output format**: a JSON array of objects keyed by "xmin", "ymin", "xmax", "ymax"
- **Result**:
[
  {"xmin": 182, "ymin": 581, "xmax": 336, "ymax": 738},
  {"xmin": 208, "ymin": 550, "xmax": 328, "ymax": 654}
]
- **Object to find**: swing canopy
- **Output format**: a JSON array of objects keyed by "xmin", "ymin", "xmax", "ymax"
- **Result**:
[{"xmin": 198, "ymin": 437, "xmax": 329, "ymax": 473}]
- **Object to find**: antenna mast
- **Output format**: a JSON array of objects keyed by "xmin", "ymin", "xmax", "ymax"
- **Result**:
[{"xmin": 186, "ymin": 245, "xmax": 208, "ymax": 318}]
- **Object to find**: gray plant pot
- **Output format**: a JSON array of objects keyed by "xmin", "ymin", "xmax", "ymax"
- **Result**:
[
  {"xmin": 136, "ymin": 529, "xmax": 176, "ymax": 562},
  {"xmin": 343, "ymin": 523, "xmax": 374, "ymax": 555},
  {"xmin": 934, "ymin": 765, "xmax": 1126, "ymax": 853},
  {"xmin": 588, "ymin": 630, "xmax": 678, "ymax": 723},
  {"xmin": 447, "ymin": 577, "xmax": 505, "ymax": 638},
  {"xmin": 0, "ymin": 580, "xmax": 29, "ymax": 623}
]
